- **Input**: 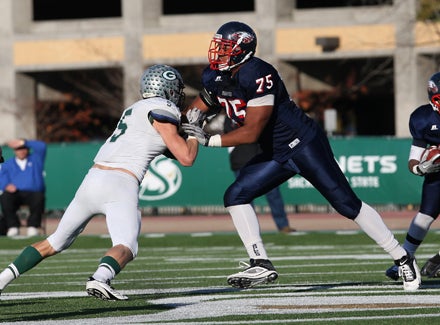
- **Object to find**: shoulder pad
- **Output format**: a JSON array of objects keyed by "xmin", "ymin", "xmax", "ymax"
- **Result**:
[{"xmin": 149, "ymin": 109, "xmax": 179, "ymax": 126}]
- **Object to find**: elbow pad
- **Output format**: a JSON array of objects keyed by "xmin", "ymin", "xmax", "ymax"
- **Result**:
[{"xmin": 200, "ymin": 88, "xmax": 221, "ymax": 116}]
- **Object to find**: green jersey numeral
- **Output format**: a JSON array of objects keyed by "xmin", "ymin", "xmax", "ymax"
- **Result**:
[{"xmin": 110, "ymin": 108, "xmax": 133, "ymax": 142}]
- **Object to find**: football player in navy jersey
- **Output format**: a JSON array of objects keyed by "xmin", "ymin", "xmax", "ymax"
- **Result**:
[
  {"xmin": 385, "ymin": 72, "xmax": 440, "ymax": 280},
  {"xmin": 183, "ymin": 21, "xmax": 420, "ymax": 291}
]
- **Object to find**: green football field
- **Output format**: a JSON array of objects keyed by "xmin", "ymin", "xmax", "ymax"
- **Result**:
[{"xmin": 1, "ymin": 230, "xmax": 440, "ymax": 324}]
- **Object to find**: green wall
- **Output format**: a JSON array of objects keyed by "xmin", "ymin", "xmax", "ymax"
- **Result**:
[{"xmin": 0, "ymin": 137, "xmax": 423, "ymax": 210}]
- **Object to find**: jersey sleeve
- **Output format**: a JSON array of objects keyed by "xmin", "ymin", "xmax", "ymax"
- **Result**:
[
  {"xmin": 241, "ymin": 60, "xmax": 281, "ymax": 101},
  {"xmin": 201, "ymin": 66, "xmax": 218, "ymax": 95},
  {"xmin": 148, "ymin": 98, "xmax": 181, "ymax": 127},
  {"xmin": 149, "ymin": 109, "xmax": 180, "ymax": 126},
  {"xmin": 409, "ymin": 108, "xmax": 428, "ymax": 148}
]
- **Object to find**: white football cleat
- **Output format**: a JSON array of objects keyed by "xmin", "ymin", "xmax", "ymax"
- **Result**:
[
  {"xmin": 86, "ymin": 277, "xmax": 128, "ymax": 300},
  {"xmin": 227, "ymin": 259, "xmax": 278, "ymax": 289},
  {"xmin": 395, "ymin": 255, "xmax": 421, "ymax": 291}
]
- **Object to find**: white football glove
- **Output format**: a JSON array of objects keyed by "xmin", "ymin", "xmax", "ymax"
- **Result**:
[
  {"xmin": 185, "ymin": 107, "xmax": 206, "ymax": 128},
  {"xmin": 417, "ymin": 153, "xmax": 440, "ymax": 175},
  {"xmin": 181, "ymin": 123, "xmax": 211, "ymax": 146}
]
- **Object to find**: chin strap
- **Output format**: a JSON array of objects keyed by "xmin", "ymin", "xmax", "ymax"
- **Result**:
[
  {"xmin": 430, "ymin": 102, "xmax": 440, "ymax": 113},
  {"xmin": 219, "ymin": 51, "xmax": 254, "ymax": 72}
]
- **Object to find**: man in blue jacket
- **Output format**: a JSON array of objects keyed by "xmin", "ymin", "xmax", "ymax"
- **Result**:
[
  {"xmin": 0, "ymin": 139, "xmax": 46, "ymax": 237},
  {"xmin": 0, "ymin": 146, "xmax": 4, "ymax": 235}
]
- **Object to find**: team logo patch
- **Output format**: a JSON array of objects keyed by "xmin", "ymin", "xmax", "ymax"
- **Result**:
[
  {"xmin": 139, "ymin": 156, "xmax": 182, "ymax": 201},
  {"xmin": 428, "ymin": 80, "xmax": 438, "ymax": 93},
  {"xmin": 232, "ymin": 31, "xmax": 254, "ymax": 44},
  {"xmin": 162, "ymin": 70, "xmax": 177, "ymax": 81}
]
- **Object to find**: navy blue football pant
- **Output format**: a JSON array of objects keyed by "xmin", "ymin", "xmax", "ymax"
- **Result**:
[
  {"xmin": 233, "ymin": 170, "xmax": 289, "ymax": 230},
  {"xmin": 224, "ymin": 128, "xmax": 362, "ymax": 220},
  {"xmin": 419, "ymin": 172, "xmax": 440, "ymax": 218}
]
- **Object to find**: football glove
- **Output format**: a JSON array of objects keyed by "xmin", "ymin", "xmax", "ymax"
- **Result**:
[
  {"xmin": 181, "ymin": 123, "xmax": 211, "ymax": 146},
  {"xmin": 185, "ymin": 107, "xmax": 206, "ymax": 128},
  {"xmin": 417, "ymin": 153, "xmax": 440, "ymax": 175}
]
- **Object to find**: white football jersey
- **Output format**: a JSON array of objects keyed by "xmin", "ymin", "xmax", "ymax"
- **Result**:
[{"xmin": 94, "ymin": 97, "xmax": 181, "ymax": 182}]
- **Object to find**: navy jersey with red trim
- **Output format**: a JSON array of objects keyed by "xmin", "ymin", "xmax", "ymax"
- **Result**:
[
  {"xmin": 409, "ymin": 104, "xmax": 440, "ymax": 148},
  {"xmin": 201, "ymin": 57, "xmax": 318, "ymax": 162}
]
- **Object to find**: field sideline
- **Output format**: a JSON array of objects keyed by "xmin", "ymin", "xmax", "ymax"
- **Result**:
[
  {"xmin": 1, "ymin": 226, "xmax": 440, "ymax": 324},
  {"xmin": 41, "ymin": 209, "xmax": 433, "ymax": 235}
]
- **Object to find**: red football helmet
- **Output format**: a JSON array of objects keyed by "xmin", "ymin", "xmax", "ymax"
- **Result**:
[
  {"xmin": 428, "ymin": 72, "xmax": 440, "ymax": 113},
  {"xmin": 208, "ymin": 21, "xmax": 257, "ymax": 71}
]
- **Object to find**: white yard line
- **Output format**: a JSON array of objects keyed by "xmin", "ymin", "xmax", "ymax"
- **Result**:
[{"xmin": 2, "ymin": 288, "xmax": 440, "ymax": 324}]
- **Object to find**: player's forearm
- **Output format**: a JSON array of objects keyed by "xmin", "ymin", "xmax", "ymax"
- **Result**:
[
  {"xmin": 219, "ymin": 127, "xmax": 260, "ymax": 147},
  {"xmin": 175, "ymin": 138, "xmax": 198, "ymax": 166}
]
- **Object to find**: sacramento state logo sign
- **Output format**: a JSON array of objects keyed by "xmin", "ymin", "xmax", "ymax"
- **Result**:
[{"xmin": 139, "ymin": 156, "xmax": 182, "ymax": 201}]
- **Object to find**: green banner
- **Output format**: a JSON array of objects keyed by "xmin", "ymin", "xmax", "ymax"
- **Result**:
[
  {"xmin": 282, "ymin": 137, "xmax": 423, "ymax": 205},
  {"xmin": 0, "ymin": 137, "xmax": 423, "ymax": 210}
]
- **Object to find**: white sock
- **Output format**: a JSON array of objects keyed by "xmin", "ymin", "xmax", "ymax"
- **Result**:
[
  {"xmin": 354, "ymin": 202, "xmax": 406, "ymax": 260},
  {"xmin": 227, "ymin": 204, "xmax": 268, "ymax": 260},
  {"xmin": 0, "ymin": 265, "xmax": 17, "ymax": 291},
  {"xmin": 403, "ymin": 212, "xmax": 434, "ymax": 256},
  {"xmin": 92, "ymin": 264, "xmax": 115, "ymax": 283}
]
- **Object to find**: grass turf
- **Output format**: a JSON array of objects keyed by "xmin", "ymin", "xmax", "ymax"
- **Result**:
[{"xmin": 1, "ymin": 231, "xmax": 440, "ymax": 324}]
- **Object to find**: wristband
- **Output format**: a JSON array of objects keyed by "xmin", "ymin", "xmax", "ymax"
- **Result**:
[
  {"xmin": 412, "ymin": 165, "xmax": 423, "ymax": 176},
  {"xmin": 207, "ymin": 134, "xmax": 222, "ymax": 147},
  {"xmin": 187, "ymin": 135, "xmax": 197, "ymax": 141}
]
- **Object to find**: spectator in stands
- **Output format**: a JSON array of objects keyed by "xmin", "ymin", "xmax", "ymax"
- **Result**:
[
  {"xmin": 0, "ymin": 145, "xmax": 5, "ymax": 236},
  {"xmin": 0, "ymin": 139, "xmax": 47, "ymax": 237}
]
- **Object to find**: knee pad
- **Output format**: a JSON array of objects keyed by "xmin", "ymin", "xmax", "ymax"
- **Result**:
[
  {"xmin": 224, "ymin": 183, "xmax": 253, "ymax": 207},
  {"xmin": 332, "ymin": 196, "xmax": 362, "ymax": 220},
  {"xmin": 47, "ymin": 233, "xmax": 76, "ymax": 253},
  {"xmin": 412, "ymin": 212, "xmax": 435, "ymax": 230},
  {"xmin": 114, "ymin": 241, "xmax": 138, "ymax": 259}
]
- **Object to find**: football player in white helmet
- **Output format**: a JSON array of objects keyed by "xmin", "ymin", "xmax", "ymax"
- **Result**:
[{"xmin": 0, "ymin": 64, "xmax": 203, "ymax": 300}]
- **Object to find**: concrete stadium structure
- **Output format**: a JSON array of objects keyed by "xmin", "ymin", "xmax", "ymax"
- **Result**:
[{"xmin": 0, "ymin": 0, "xmax": 439, "ymax": 142}]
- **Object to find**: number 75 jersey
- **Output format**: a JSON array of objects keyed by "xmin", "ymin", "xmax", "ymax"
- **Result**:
[
  {"xmin": 201, "ymin": 56, "xmax": 317, "ymax": 162},
  {"xmin": 93, "ymin": 97, "xmax": 181, "ymax": 182}
]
